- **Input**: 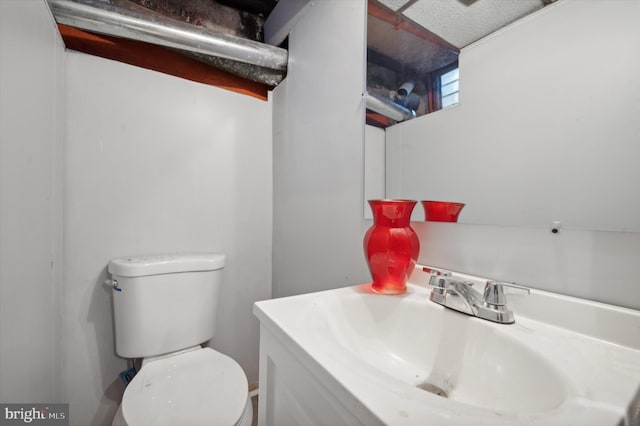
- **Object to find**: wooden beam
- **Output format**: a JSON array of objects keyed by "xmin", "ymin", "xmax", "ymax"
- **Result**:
[
  {"xmin": 396, "ymin": 0, "xmax": 420, "ymax": 15},
  {"xmin": 57, "ymin": 24, "xmax": 269, "ymax": 101},
  {"xmin": 366, "ymin": 110, "xmax": 392, "ymax": 128}
]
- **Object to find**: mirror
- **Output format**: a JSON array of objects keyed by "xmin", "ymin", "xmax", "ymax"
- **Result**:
[
  {"xmin": 365, "ymin": 0, "xmax": 548, "ymax": 126},
  {"xmin": 365, "ymin": 0, "xmax": 460, "ymax": 127},
  {"xmin": 368, "ymin": 0, "xmax": 640, "ymax": 232}
]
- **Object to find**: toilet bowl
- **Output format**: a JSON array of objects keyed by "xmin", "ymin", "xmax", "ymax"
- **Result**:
[
  {"xmin": 112, "ymin": 347, "xmax": 252, "ymax": 426},
  {"xmin": 107, "ymin": 253, "xmax": 252, "ymax": 426}
]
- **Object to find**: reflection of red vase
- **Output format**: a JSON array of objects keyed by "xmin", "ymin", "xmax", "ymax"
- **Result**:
[
  {"xmin": 364, "ymin": 200, "xmax": 420, "ymax": 295},
  {"xmin": 422, "ymin": 200, "xmax": 465, "ymax": 222}
]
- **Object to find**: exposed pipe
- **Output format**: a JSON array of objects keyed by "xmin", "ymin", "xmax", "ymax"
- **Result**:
[
  {"xmin": 395, "ymin": 81, "xmax": 421, "ymax": 111},
  {"xmin": 396, "ymin": 81, "xmax": 415, "ymax": 99},
  {"xmin": 365, "ymin": 92, "xmax": 415, "ymax": 122},
  {"xmin": 185, "ymin": 52, "xmax": 285, "ymax": 87},
  {"xmin": 48, "ymin": 0, "xmax": 288, "ymax": 85}
]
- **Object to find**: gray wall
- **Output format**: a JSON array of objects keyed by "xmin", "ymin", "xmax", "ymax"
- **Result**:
[
  {"xmin": 1, "ymin": 2, "xmax": 273, "ymax": 419},
  {"xmin": 272, "ymin": 0, "xmax": 372, "ymax": 298},
  {"xmin": 0, "ymin": 0, "xmax": 64, "ymax": 403},
  {"xmin": 63, "ymin": 51, "xmax": 272, "ymax": 425}
]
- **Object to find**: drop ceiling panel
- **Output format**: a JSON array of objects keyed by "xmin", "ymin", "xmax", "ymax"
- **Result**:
[
  {"xmin": 402, "ymin": 0, "xmax": 544, "ymax": 48},
  {"xmin": 377, "ymin": 0, "xmax": 412, "ymax": 11}
]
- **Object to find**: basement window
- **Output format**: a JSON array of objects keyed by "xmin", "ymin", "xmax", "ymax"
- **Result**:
[{"xmin": 439, "ymin": 67, "xmax": 459, "ymax": 109}]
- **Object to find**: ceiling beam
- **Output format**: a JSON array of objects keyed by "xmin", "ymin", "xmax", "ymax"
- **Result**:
[{"xmin": 396, "ymin": 0, "xmax": 419, "ymax": 14}]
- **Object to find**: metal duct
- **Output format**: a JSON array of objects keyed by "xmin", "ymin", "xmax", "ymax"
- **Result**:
[
  {"xmin": 185, "ymin": 52, "xmax": 285, "ymax": 87},
  {"xmin": 48, "ymin": 0, "xmax": 288, "ymax": 85},
  {"xmin": 365, "ymin": 92, "xmax": 415, "ymax": 122}
]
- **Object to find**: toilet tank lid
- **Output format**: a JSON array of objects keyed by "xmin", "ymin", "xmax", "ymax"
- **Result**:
[{"xmin": 108, "ymin": 253, "xmax": 225, "ymax": 277}]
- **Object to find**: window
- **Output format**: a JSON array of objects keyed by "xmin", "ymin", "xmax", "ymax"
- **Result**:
[{"xmin": 439, "ymin": 67, "xmax": 459, "ymax": 109}]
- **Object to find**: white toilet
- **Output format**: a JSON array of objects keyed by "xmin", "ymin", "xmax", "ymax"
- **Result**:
[{"xmin": 108, "ymin": 253, "xmax": 252, "ymax": 426}]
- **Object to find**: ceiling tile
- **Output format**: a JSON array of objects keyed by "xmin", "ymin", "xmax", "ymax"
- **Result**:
[
  {"xmin": 402, "ymin": 0, "xmax": 543, "ymax": 48},
  {"xmin": 377, "ymin": 0, "xmax": 413, "ymax": 12}
]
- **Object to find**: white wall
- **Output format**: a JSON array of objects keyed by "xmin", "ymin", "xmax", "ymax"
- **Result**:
[
  {"xmin": 64, "ymin": 52, "xmax": 272, "ymax": 425},
  {"xmin": 0, "ymin": 0, "xmax": 64, "ymax": 403},
  {"xmin": 272, "ymin": 0, "xmax": 371, "ymax": 298},
  {"xmin": 412, "ymin": 222, "xmax": 640, "ymax": 311},
  {"xmin": 384, "ymin": 0, "xmax": 640, "ymax": 310},
  {"xmin": 364, "ymin": 125, "xmax": 385, "ymax": 220},
  {"xmin": 387, "ymin": 0, "xmax": 640, "ymax": 232}
]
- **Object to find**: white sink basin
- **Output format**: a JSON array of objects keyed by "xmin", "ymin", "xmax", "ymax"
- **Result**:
[
  {"xmin": 255, "ymin": 274, "xmax": 640, "ymax": 425},
  {"xmin": 328, "ymin": 286, "xmax": 567, "ymax": 414}
]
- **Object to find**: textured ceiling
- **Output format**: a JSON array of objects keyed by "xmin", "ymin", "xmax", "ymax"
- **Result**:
[{"xmin": 379, "ymin": 0, "xmax": 546, "ymax": 48}]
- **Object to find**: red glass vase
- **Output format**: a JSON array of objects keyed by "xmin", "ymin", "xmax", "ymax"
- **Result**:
[
  {"xmin": 421, "ymin": 200, "xmax": 465, "ymax": 222},
  {"xmin": 364, "ymin": 200, "xmax": 420, "ymax": 295}
]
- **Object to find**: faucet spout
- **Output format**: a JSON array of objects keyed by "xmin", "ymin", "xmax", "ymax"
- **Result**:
[
  {"xmin": 428, "ymin": 272, "xmax": 477, "ymax": 316},
  {"xmin": 426, "ymin": 269, "xmax": 529, "ymax": 324}
]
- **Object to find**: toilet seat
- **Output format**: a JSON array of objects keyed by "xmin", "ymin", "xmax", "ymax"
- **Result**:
[{"xmin": 119, "ymin": 347, "xmax": 248, "ymax": 425}]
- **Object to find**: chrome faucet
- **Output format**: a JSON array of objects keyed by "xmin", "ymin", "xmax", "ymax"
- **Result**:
[{"xmin": 428, "ymin": 270, "xmax": 530, "ymax": 324}]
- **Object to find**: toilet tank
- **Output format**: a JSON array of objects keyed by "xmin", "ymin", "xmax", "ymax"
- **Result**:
[{"xmin": 108, "ymin": 253, "xmax": 225, "ymax": 358}]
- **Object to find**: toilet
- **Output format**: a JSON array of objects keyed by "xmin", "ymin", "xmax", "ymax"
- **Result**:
[{"xmin": 107, "ymin": 253, "xmax": 252, "ymax": 426}]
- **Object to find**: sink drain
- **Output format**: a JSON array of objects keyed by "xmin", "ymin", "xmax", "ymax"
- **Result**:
[{"xmin": 416, "ymin": 382, "xmax": 448, "ymax": 398}]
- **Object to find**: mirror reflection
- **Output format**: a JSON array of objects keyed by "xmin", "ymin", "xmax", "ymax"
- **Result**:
[
  {"xmin": 365, "ymin": 0, "xmax": 547, "ymax": 127},
  {"xmin": 366, "ymin": 0, "xmax": 459, "ymax": 127},
  {"xmin": 367, "ymin": 0, "xmax": 640, "ymax": 232}
]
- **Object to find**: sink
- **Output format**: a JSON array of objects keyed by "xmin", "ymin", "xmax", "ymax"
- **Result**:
[
  {"xmin": 327, "ymin": 285, "xmax": 567, "ymax": 414},
  {"xmin": 254, "ymin": 272, "xmax": 640, "ymax": 425}
]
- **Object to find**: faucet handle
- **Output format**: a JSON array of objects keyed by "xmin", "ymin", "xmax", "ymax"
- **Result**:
[
  {"xmin": 428, "ymin": 271, "xmax": 477, "ymax": 290},
  {"xmin": 483, "ymin": 281, "xmax": 530, "ymax": 306},
  {"xmin": 428, "ymin": 270, "xmax": 450, "ymax": 287}
]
